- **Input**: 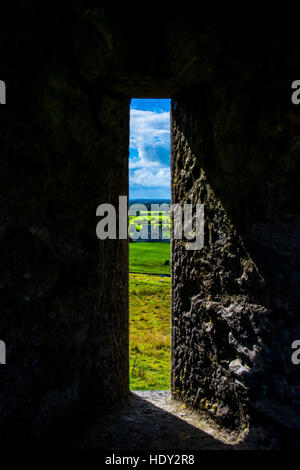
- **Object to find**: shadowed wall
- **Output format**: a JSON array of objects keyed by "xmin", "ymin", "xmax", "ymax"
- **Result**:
[{"xmin": 171, "ymin": 83, "xmax": 300, "ymax": 441}]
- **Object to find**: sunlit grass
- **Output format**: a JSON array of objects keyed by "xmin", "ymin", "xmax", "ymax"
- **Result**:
[
  {"xmin": 129, "ymin": 242, "xmax": 171, "ymax": 275},
  {"xmin": 129, "ymin": 272, "xmax": 171, "ymax": 390}
]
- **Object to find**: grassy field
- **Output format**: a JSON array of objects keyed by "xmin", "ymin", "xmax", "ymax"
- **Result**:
[
  {"xmin": 129, "ymin": 242, "xmax": 171, "ymax": 390},
  {"xmin": 129, "ymin": 210, "xmax": 171, "ymax": 239},
  {"xmin": 129, "ymin": 210, "xmax": 171, "ymax": 225},
  {"xmin": 129, "ymin": 242, "xmax": 171, "ymax": 275}
]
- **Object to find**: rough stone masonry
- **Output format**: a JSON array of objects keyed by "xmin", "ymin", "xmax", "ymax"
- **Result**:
[{"xmin": 0, "ymin": 4, "xmax": 299, "ymax": 447}]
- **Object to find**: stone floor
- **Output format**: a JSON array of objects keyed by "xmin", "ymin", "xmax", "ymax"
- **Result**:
[{"xmin": 59, "ymin": 390, "xmax": 271, "ymax": 450}]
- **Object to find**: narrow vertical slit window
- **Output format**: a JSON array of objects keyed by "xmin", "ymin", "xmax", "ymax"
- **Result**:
[{"xmin": 129, "ymin": 98, "xmax": 171, "ymax": 391}]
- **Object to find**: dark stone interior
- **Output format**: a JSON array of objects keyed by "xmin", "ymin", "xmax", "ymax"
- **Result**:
[{"xmin": 0, "ymin": 4, "xmax": 299, "ymax": 448}]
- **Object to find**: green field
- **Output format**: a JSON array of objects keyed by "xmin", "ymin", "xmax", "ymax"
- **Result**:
[
  {"xmin": 129, "ymin": 241, "xmax": 171, "ymax": 390},
  {"xmin": 129, "ymin": 210, "xmax": 171, "ymax": 239},
  {"xmin": 129, "ymin": 210, "xmax": 171, "ymax": 225},
  {"xmin": 129, "ymin": 242, "xmax": 171, "ymax": 275}
]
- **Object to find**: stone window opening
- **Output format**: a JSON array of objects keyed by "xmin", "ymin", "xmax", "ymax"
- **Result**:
[{"xmin": 128, "ymin": 98, "xmax": 172, "ymax": 392}]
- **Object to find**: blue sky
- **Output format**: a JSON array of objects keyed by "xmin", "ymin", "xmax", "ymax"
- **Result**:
[{"xmin": 129, "ymin": 99, "xmax": 171, "ymax": 199}]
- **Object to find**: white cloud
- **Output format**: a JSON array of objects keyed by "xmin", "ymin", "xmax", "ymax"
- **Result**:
[
  {"xmin": 130, "ymin": 167, "xmax": 170, "ymax": 188},
  {"xmin": 129, "ymin": 109, "xmax": 170, "ymax": 169},
  {"xmin": 129, "ymin": 109, "xmax": 170, "ymax": 198},
  {"xmin": 130, "ymin": 109, "xmax": 170, "ymax": 143}
]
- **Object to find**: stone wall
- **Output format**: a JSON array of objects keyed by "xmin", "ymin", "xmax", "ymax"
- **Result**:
[
  {"xmin": 0, "ymin": 8, "xmax": 130, "ymax": 440},
  {"xmin": 171, "ymin": 80, "xmax": 300, "ymax": 442}
]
